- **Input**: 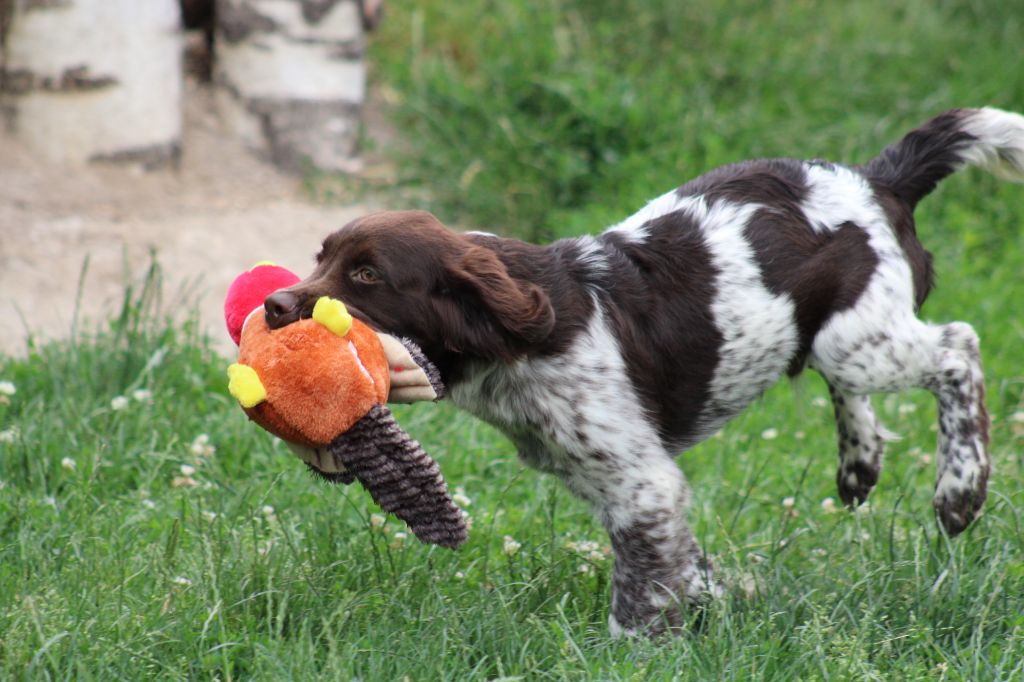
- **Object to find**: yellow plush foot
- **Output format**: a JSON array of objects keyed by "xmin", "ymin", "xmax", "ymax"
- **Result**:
[
  {"xmin": 312, "ymin": 297, "xmax": 353, "ymax": 337},
  {"xmin": 227, "ymin": 363, "xmax": 267, "ymax": 408}
]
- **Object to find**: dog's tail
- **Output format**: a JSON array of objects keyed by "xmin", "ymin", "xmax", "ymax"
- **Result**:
[{"xmin": 864, "ymin": 107, "xmax": 1024, "ymax": 209}]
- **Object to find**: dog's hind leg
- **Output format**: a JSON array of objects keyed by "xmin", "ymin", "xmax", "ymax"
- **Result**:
[
  {"xmin": 931, "ymin": 321, "xmax": 991, "ymax": 533},
  {"xmin": 811, "ymin": 316, "xmax": 990, "ymax": 535},
  {"xmin": 827, "ymin": 384, "xmax": 895, "ymax": 507}
]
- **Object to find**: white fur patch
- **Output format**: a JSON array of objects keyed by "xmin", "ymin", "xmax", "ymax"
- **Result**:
[
  {"xmin": 959, "ymin": 107, "xmax": 1024, "ymax": 182},
  {"xmin": 804, "ymin": 163, "xmax": 920, "ymax": 388},
  {"xmin": 680, "ymin": 197, "xmax": 800, "ymax": 434},
  {"xmin": 570, "ymin": 235, "xmax": 611, "ymax": 283},
  {"xmin": 605, "ymin": 189, "xmax": 688, "ymax": 243}
]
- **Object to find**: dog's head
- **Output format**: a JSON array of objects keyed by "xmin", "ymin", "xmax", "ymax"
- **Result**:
[{"xmin": 264, "ymin": 211, "xmax": 555, "ymax": 379}]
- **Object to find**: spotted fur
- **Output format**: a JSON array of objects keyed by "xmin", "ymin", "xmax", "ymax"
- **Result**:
[{"xmin": 263, "ymin": 107, "xmax": 1024, "ymax": 636}]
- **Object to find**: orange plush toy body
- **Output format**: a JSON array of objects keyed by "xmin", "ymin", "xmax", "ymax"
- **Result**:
[{"xmin": 225, "ymin": 263, "xmax": 467, "ymax": 549}]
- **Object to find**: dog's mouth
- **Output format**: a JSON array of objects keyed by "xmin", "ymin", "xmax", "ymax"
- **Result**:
[{"xmin": 264, "ymin": 289, "xmax": 379, "ymax": 332}]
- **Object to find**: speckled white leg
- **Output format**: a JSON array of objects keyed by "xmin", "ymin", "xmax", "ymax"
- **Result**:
[
  {"xmin": 812, "ymin": 317, "xmax": 990, "ymax": 534},
  {"xmin": 827, "ymin": 385, "xmax": 894, "ymax": 506},
  {"xmin": 452, "ymin": 308, "xmax": 721, "ymax": 635},
  {"xmin": 930, "ymin": 322, "xmax": 990, "ymax": 533},
  {"xmin": 561, "ymin": 455, "xmax": 721, "ymax": 636}
]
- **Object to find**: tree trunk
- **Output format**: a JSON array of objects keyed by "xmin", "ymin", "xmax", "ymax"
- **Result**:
[
  {"xmin": 0, "ymin": 0, "xmax": 183, "ymax": 169},
  {"xmin": 214, "ymin": 0, "xmax": 366, "ymax": 174}
]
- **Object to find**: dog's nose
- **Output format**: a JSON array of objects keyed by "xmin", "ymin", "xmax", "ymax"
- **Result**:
[{"xmin": 264, "ymin": 291, "xmax": 301, "ymax": 329}]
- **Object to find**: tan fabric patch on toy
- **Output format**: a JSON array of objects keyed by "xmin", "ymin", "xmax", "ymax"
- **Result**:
[{"xmin": 377, "ymin": 333, "xmax": 442, "ymax": 403}]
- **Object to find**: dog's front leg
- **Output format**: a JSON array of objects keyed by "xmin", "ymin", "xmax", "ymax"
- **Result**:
[{"xmin": 561, "ymin": 451, "xmax": 721, "ymax": 637}]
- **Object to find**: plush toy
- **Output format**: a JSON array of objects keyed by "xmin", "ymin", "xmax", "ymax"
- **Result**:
[{"xmin": 224, "ymin": 262, "xmax": 467, "ymax": 549}]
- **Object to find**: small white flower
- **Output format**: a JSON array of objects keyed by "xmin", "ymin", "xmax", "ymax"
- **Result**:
[
  {"xmin": 812, "ymin": 548, "xmax": 828, "ymax": 557},
  {"xmin": 43, "ymin": 495, "xmax": 57, "ymax": 509},
  {"xmin": 142, "ymin": 499, "xmax": 157, "ymax": 510},
  {"xmin": 503, "ymin": 535, "xmax": 521, "ymax": 556},
  {"xmin": 454, "ymin": 571, "xmax": 466, "ymax": 580},
  {"xmin": 588, "ymin": 550, "xmax": 606, "ymax": 562},
  {"xmin": 132, "ymin": 389, "xmax": 153, "ymax": 403},
  {"xmin": 370, "ymin": 513, "xmax": 386, "ymax": 528},
  {"xmin": 820, "ymin": 497, "xmax": 838, "ymax": 513},
  {"xmin": 0, "ymin": 427, "xmax": 20, "ymax": 443},
  {"xmin": 190, "ymin": 434, "xmax": 216, "ymax": 457},
  {"xmin": 860, "ymin": 531, "xmax": 871, "ymax": 542},
  {"xmin": 390, "ymin": 531, "xmax": 408, "ymax": 550},
  {"xmin": 578, "ymin": 563, "xmax": 595, "ymax": 576},
  {"xmin": 812, "ymin": 396, "xmax": 829, "ymax": 408},
  {"xmin": 180, "ymin": 464, "xmax": 196, "ymax": 476},
  {"xmin": 461, "ymin": 509, "xmax": 473, "ymax": 530},
  {"xmin": 61, "ymin": 457, "xmax": 76, "ymax": 471},
  {"xmin": 172, "ymin": 576, "xmax": 192, "ymax": 587},
  {"xmin": 202, "ymin": 510, "xmax": 218, "ymax": 522},
  {"xmin": 762, "ymin": 428, "xmax": 779, "ymax": 440},
  {"xmin": 0, "ymin": 380, "xmax": 16, "ymax": 396},
  {"xmin": 453, "ymin": 486, "xmax": 472, "ymax": 508},
  {"xmin": 782, "ymin": 496, "xmax": 796, "ymax": 510},
  {"xmin": 261, "ymin": 505, "xmax": 275, "ymax": 517},
  {"xmin": 110, "ymin": 396, "xmax": 129, "ymax": 411},
  {"xmin": 746, "ymin": 552, "xmax": 765, "ymax": 564}
]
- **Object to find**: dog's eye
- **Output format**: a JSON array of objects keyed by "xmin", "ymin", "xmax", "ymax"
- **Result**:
[{"xmin": 351, "ymin": 266, "xmax": 380, "ymax": 284}]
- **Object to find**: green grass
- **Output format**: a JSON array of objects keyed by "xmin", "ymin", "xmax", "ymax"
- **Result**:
[
  {"xmin": 370, "ymin": 0, "xmax": 1022, "ymax": 242},
  {"xmin": 3, "ymin": 0, "xmax": 1024, "ymax": 678}
]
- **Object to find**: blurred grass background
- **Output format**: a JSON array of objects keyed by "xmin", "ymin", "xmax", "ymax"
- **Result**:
[{"xmin": 1, "ymin": 0, "xmax": 1023, "ymax": 678}]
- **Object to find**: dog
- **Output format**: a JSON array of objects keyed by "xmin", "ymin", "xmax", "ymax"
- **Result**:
[{"xmin": 263, "ymin": 107, "xmax": 1024, "ymax": 636}]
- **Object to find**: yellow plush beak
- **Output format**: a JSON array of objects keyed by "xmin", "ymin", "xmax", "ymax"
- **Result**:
[
  {"xmin": 312, "ymin": 297, "xmax": 353, "ymax": 337},
  {"xmin": 227, "ymin": 363, "xmax": 267, "ymax": 408}
]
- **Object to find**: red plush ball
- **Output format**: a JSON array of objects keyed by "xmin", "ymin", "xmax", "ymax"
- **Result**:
[{"xmin": 224, "ymin": 262, "xmax": 300, "ymax": 345}]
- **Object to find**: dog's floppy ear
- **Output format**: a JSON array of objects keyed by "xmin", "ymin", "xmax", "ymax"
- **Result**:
[{"xmin": 449, "ymin": 245, "xmax": 555, "ymax": 349}]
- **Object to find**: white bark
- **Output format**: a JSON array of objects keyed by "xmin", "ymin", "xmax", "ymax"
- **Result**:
[
  {"xmin": 215, "ymin": 0, "xmax": 366, "ymax": 173},
  {"xmin": 1, "ymin": 0, "xmax": 183, "ymax": 168}
]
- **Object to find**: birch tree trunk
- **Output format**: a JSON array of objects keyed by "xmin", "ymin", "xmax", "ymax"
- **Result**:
[
  {"xmin": 215, "ymin": 0, "xmax": 366, "ymax": 173},
  {"xmin": 0, "ymin": 0, "xmax": 183, "ymax": 169}
]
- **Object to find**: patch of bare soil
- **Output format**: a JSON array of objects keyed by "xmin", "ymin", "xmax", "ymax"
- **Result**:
[{"xmin": 0, "ymin": 78, "xmax": 383, "ymax": 358}]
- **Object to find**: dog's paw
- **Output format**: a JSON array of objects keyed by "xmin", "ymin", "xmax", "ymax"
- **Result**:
[
  {"xmin": 933, "ymin": 467, "xmax": 987, "ymax": 536},
  {"xmin": 837, "ymin": 460, "xmax": 880, "ymax": 507}
]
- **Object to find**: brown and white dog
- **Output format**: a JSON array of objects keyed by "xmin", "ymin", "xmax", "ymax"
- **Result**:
[{"xmin": 264, "ymin": 108, "xmax": 1024, "ymax": 635}]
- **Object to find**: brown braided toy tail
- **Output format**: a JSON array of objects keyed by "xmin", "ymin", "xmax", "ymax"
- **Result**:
[{"xmin": 327, "ymin": 404, "xmax": 468, "ymax": 549}]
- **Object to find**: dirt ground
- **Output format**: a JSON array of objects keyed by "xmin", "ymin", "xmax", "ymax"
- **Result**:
[{"xmin": 0, "ymin": 78, "xmax": 386, "ymax": 359}]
